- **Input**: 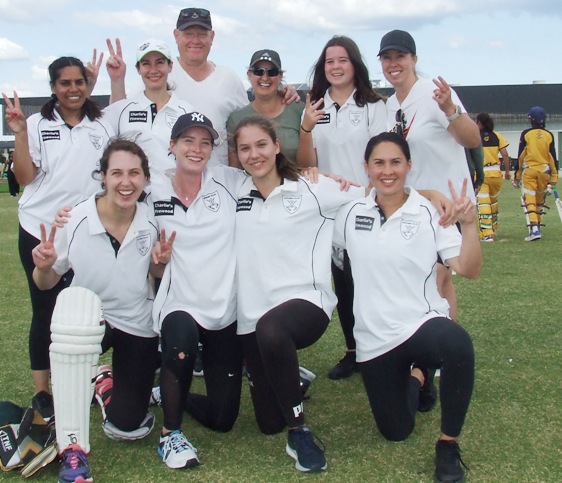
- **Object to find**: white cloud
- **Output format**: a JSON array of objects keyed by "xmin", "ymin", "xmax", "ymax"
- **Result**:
[
  {"xmin": 0, "ymin": 0, "xmax": 72, "ymax": 22},
  {"xmin": 0, "ymin": 38, "xmax": 28, "ymax": 60}
]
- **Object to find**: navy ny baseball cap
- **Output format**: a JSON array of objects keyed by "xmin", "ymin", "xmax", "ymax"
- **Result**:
[
  {"xmin": 528, "ymin": 106, "xmax": 546, "ymax": 125},
  {"xmin": 171, "ymin": 112, "xmax": 219, "ymax": 141}
]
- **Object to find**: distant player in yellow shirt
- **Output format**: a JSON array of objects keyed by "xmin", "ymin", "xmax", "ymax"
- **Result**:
[
  {"xmin": 476, "ymin": 113, "xmax": 511, "ymax": 242},
  {"xmin": 514, "ymin": 107, "xmax": 558, "ymax": 241}
]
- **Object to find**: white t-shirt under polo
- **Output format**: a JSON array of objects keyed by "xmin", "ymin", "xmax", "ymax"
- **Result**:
[
  {"xmin": 235, "ymin": 175, "xmax": 364, "ymax": 335},
  {"xmin": 52, "ymin": 194, "xmax": 158, "ymax": 338},
  {"xmin": 103, "ymin": 91, "xmax": 193, "ymax": 182},
  {"xmin": 333, "ymin": 188, "xmax": 462, "ymax": 363},
  {"xmin": 150, "ymin": 165, "xmax": 247, "ymax": 332},
  {"xmin": 386, "ymin": 77, "xmax": 475, "ymax": 201},
  {"xmin": 308, "ymin": 90, "xmax": 387, "ymax": 185},
  {"xmin": 169, "ymin": 63, "xmax": 248, "ymax": 167},
  {"xmin": 19, "ymin": 112, "xmax": 114, "ymax": 239}
]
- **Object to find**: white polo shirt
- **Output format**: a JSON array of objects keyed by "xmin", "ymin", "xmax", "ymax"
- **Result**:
[
  {"xmin": 103, "ymin": 91, "xmax": 193, "ymax": 182},
  {"xmin": 19, "ymin": 112, "xmax": 114, "ymax": 239},
  {"xmin": 333, "ymin": 188, "xmax": 462, "ymax": 362},
  {"xmin": 235, "ymin": 175, "xmax": 364, "ymax": 335},
  {"xmin": 169, "ymin": 63, "xmax": 248, "ymax": 167},
  {"xmin": 151, "ymin": 165, "xmax": 247, "ymax": 333},
  {"xmin": 386, "ymin": 77, "xmax": 475, "ymax": 201},
  {"xmin": 307, "ymin": 90, "xmax": 387, "ymax": 184},
  {"xmin": 52, "ymin": 194, "xmax": 158, "ymax": 338}
]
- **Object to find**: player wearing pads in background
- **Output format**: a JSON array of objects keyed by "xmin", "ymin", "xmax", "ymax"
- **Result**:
[
  {"xmin": 32, "ymin": 139, "xmax": 160, "ymax": 483},
  {"xmin": 514, "ymin": 106, "xmax": 558, "ymax": 241},
  {"xmin": 475, "ymin": 112, "xmax": 511, "ymax": 242}
]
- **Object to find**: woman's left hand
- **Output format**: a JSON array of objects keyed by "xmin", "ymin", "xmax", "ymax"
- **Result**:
[
  {"xmin": 449, "ymin": 178, "xmax": 475, "ymax": 225},
  {"xmin": 432, "ymin": 76, "xmax": 456, "ymax": 117},
  {"xmin": 86, "ymin": 48, "xmax": 104, "ymax": 94}
]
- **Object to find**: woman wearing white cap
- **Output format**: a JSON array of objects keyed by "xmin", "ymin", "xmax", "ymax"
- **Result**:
[
  {"xmin": 104, "ymin": 39, "xmax": 194, "ymax": 184},
  {"xmin": 149, "ymin": 112, "xmax": 247, "ymax": 470},
  {"xmin": 378, "ymin": 29, "xmax": 480, "ymax": 328},
  {"xmin": 227, "ymin": 49, "xmax": 304, "ymax": 166}
]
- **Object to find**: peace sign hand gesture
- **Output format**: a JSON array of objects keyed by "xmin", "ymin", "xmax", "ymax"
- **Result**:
[
  {"xmin": 152, "ymin": 228, "xmax": 177, "ymax": 265},
  {"xmin": 32, "ymin": 223, "xmax": 58, "ymax": 271},
  {"xmin": 448, "ymin": 178, "xmax": 475, "ymax": 226},
  {"xmin": 106, "ymin": 38, "xmax": 126, "ymax": 83},
  {"xmin": 2, "ymin": 91, "xmax": 27, "ymax": 134},
  {"xmin": 301, "ymin": 93, "xmax": 325, "ymax": 133},
  {"xmin": 85, "ymin": 48, "xmax": 104, "ymax": 93}
]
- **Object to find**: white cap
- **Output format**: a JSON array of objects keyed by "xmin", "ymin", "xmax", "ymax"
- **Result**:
[{"xmin": 136, "ymin": 39, "xmax": 171, "ymax": 62}]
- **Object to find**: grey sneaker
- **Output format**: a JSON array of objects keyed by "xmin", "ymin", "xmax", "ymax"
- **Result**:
[{"xmin": 286, "ymin": 426, "xmax": 327, "ymax": 473}]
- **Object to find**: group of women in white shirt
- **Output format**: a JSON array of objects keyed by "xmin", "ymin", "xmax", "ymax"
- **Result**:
[{"xmin": 3, "ymin": 27, "xmax": 481, "ymax": 483}]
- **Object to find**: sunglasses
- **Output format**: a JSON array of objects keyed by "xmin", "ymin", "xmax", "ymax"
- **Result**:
[
  {"xmin": 250, "ymin": 67, "xmax": 280, "ymax": 77},
  {"xmin": 179, "ymin": 8, "xmax": 210, "ymax": 18},
  {"xmin": 395, "ymin": 108, "xmax": 407, "ymax": 138}
]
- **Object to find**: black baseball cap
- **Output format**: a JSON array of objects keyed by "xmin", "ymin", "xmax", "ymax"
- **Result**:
[
  {"xmin": 171, "ymin": 112, "xmax": 219, "ymax": 141},
  {"xmin": 176, "ymin": 7, "xmax": 212, "ymax": 31},
  {"xmin": 249, "ymin": 50, "xmax": 282, "ymax": 70},
  {"xmin": 378, "ymin": 30, "xmax": 416, "ymax": 56}
]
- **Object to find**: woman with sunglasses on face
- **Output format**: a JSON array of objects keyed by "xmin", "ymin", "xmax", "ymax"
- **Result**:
[
  {"xmin": 233, "ymin": 115, "xmax": 367, "ymax": 474},
  {"xmin": 227, "ymin": 50, "xmax": 304, "ymax": 167},
  {"xmin": 2, "ymin": 57, "xmax": 113, "ymax": 420},
  {"xmin": 378, "ymin": 30, "xmax": 480, "ymax": 325},
  {"xmin": 103, "ymin": 39, "xmax": 194, "ymax": 184},
  {"xmin": 333, "ymin": 132, "xmax": 481, "ymax": 483},
  {"xmin": 296, "ymin": 35, "xmax": 387, "ymax": 381}
]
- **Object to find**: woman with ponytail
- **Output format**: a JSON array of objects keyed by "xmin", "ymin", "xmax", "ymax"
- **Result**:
[{"xmin": 2, "ymin": 56, "xmax": 114, "ymax": 417}]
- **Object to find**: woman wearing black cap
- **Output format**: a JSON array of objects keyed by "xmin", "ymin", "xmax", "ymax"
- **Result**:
[
  {"xmin": 378, "ymin": 29, "xmax": 479, "ymax": 322},
  {"xmin": 227, "ymin": 49, "xmax": 304, "ymax": 166},
  {"xmin": 377, "ymin": 29, "xmax": 480, "ymax": 483},
  {"xmin": 513, "ymin": 106, "xmax": 558, "ymax": 241},
  {"xmin": 149, "ymin": 112, "xmax": 248, "ymax": 470}
]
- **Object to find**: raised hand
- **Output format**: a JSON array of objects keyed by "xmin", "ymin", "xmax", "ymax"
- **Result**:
[
  {"xmin": 152, "ymin": 228, "xmax": 177, "ymax": 265},
  {"xmin": 281, "ymin": 84, "xmax": 301, "ymax": 105},
  {"xmin": 448, "ymin": 178, "xmax": 474, "ymax": 225},
  {"xmin": 301, "ymin": 93, "xmax": 325, "ymax": 132},
  {"xmin": 86, "ymin": 48, "xmax": 104, "ymax": 91},
  {"xmin": 432, "ymin": 76, "xmax": 456, "ymax": 116},
  {"xmin": 32, "ymin": 223, "xmax": 58, "ymax": 271},
  {"xmin": 106, "ymin": 38, "xmax": 126, "ymax": 82},
  {"xmin": 2, "ymin": 91, "xmax": 27, "ymax": 134}
]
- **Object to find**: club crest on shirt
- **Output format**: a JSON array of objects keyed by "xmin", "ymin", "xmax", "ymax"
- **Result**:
[
  {"xmin": 349, "ymin": 110, "xmax": 364, "ymax": 126},
  {"xmin": 136, "ymin": 232, "xmax": 151, "ymax": 256},
  {"xmin": 400, "ymin": 219, "xmax": 420, "ymax": 240},
  {"xmin": 89, "ymin": 134, "xmax": 104, "ymax": 150},
  {"xmin": 203, "ymin": 191, "xmax": 220, "ymax": 212},
  {"xmin": 165, "ymin": 112, "xmax": 178, "ymax": 129},
  {"xmin": 283, "ymin": 195, "xmax": 302, "ymax": 214}
]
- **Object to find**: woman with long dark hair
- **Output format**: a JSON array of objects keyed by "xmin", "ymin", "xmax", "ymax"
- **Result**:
[{"xmin": 2, "ymin": 56, "xmax": 113, "ymax": 418}]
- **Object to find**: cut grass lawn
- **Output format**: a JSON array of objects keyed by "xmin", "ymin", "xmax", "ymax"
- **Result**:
[{"xmin": 0, "ymin": 180, "xmax": 561, "ymax": 482}]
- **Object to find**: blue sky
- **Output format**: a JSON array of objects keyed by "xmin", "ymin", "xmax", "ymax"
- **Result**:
[{"xmin": 0, "ymin": 0, "xmax": 561, "ymax": 98}]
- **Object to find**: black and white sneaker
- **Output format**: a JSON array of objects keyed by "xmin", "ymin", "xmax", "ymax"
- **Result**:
[
  {"xmin": 299, "ymin": 366, "xmax": 316, "ymax": 400},
  {"xmin": 286, "ymin": 426, "xmax": 327, "ymax": 473},
  {"xmin": 415, "ymin": 366, "xmax": 437, "ymax": 412},
  {"xmin": 31, "ymin": 391, "xmax": 54, "ymax": 420},
  {"xmin": 193, "ymin": 343, "xmax": 203, "ymax": 377},
  {"xmin": 434, "ymin": 439, "xmax": 467, "ymax": 483}
]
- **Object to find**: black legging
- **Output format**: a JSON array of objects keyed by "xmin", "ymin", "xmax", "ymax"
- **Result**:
[
  {"xmin": 19, "ymin": 225, "xmax": 73, "ymax": 370},
  {"xmin": 160, "ymin": 311, "xmax": 242, "ymax": 432},
  {"xmin": 332, "ymin": 250, "xmax": 356, "ymax": 351},
  {"xmin": 359, "ymin": 317, "xmax": 474, "ymax": 441},
  {"xmin": 241, "ymin": 299, "xmax": 330, "ymax": 435},
  {"xmin": 101, "ymin": 325, "xmax": 159, "ymax": 431}
]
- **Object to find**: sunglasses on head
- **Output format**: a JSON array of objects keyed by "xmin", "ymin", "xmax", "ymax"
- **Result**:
[
  {"xmin": 179, "ymin": 7, "xmax": 210, "ymax": 18},
  {"xmin": 250, "ymin": 67, "xmax": 280, "ymax": 77}
]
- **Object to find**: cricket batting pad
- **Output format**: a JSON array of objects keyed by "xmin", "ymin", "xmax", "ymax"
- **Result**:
[{"xmin": 50, "ymin": 287, "xmax": 105, "ymax": 454}]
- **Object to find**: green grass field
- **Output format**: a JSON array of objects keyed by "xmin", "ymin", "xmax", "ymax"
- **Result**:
[{"xmin": 0, "ymin": 181, "xmax": 561, "ymax": 482}]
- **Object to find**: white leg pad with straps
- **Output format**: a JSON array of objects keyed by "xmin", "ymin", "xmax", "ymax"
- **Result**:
[{"xmin": 49, "ymin": 287, "xmax": 105, "ymax": 454}]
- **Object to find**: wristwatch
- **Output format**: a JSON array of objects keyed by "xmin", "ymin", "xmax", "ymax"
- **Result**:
[{"xmin": 447, "ymin": 105, "xmax": 462, "ymax": 122}]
